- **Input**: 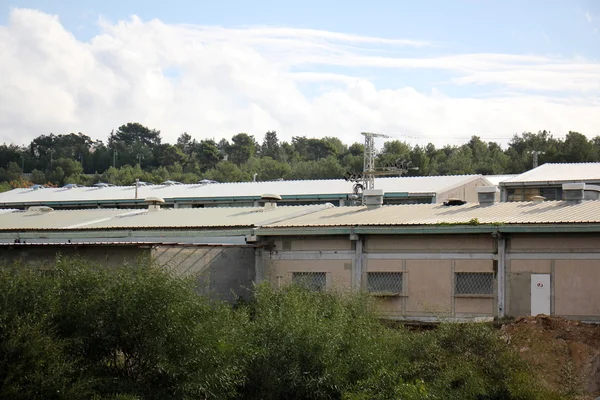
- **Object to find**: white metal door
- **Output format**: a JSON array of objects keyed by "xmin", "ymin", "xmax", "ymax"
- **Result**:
[{"xmin": 531, "ymin": 274, "xmax": 551, "ymax": 316}]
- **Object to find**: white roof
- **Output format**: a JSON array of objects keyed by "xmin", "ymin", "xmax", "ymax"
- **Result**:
[
  {"xmin": 264, "ymin": 200, "xmax": 600, "ymax": 228},
  {"xmin": 0, "ymin": 204, "xmax": 332, "ymax": 231},
  {"xmin": 502, "ymin": 163, "xmax": 600, "ymax": 185},
  {"xmin": 484, "ymin": 175, "xmax": 517, "ymax": 186},
  {"xmin": 0, "ymin": 175, "xmax": 487, "ymax": 205}
]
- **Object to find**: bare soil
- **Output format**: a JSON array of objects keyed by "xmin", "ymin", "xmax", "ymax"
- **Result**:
[{"xmin": 502, "ymin": 315, "xmax": 600, "ymax": 399}]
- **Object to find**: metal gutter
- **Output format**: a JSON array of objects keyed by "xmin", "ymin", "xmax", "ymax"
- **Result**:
[
  {"xmin": 0, "ymin": 228, "xmax": 254, "ymax": 241},
  {"xmin": 0, "ymin": 192, "xmax": 440, "ymax": 207},
  {"xmin": 500, "ymin": 179, "xmax": 600, "ymax": 187},
  {"xmin": 257, "ymin": 223, "xmax": 600, "ymax": 236},
  {"xmin": 0, "ymin": 241, "xmax": 257, "ymax": 247}
]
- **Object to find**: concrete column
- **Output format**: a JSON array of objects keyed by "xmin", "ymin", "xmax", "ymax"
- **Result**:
[
  {"xmin": 497, "ymin": 234, "xmax": 506, "ymax": 318},
  {"xmin": 339, "ymin": 199, "xmax": 345, "ymax": 207},
  {"xmin": 352, "ymin": 235, "xmax": 363, "ymax": 291},
  {"xmin": 254, "ymin": 247, "xmax": 268, "ymax": 284}
]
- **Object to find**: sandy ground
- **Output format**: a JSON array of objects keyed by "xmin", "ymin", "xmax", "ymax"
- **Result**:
[{"xmin": 502, "ymin": 315, "xmax": 600, "ymax": 399}]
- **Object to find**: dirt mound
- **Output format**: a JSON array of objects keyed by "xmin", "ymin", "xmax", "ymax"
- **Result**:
[{"xmin": 502, "ymin": 315, "xmax": 600, "ymax": 398}]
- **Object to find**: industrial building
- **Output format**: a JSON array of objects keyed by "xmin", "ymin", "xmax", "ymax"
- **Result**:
[
  {"xmin": 1, "ymin": 183, "xmax": 600, "ymax": 323},
  {"xmin": 500, "ymin": 162, "xmax": 600, "ymax": 201},
  {"xmin": 0, "ymin": 197, "xmax": 332, "ymax": 302},
  {"xmin": 255, "ymin": 186, "xmax": 600, "ymax": 323},
  {"xmin": 0, "ymin": 174, "xmax": 491, "ymax": 209}
]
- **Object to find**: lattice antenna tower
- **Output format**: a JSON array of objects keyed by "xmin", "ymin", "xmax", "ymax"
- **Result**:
[
  {"xmin": 528, "ymin": 150, "xmax": 545, "ymax": 169},
  {"xmin": 361, "ymin": 132, "xmax": 390, "ymax": 192}
]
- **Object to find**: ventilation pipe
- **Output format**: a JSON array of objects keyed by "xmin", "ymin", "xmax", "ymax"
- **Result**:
[
  {"xmin": 363, "ymin": 189, "xmax": 384, "ymax": 210},
  {"xmin": 144, "ymin": 196, "xmax": 165, "ymax": 212},
  {"xmin": 562, "ymin": 183, "xmax": 585, "ymax": 205},
  {"xmin": 261, "ymin": 193, "xmax": 281, "ymax": 211},
  {"xmin": 531, "ymin": 195, "xmax": 546, "ymax": 204},
  {"xmin": 476, "ymin": 186, "xmax": 498, "ymax": 207},
  {"xmin": 584, "ymin": 184, "xmax": 600, "ymax": 200}
]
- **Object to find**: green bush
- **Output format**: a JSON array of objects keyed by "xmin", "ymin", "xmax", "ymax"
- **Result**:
[
  {"xmin": 0, "ymin": 258, "xmax": 247, "ymax": 399},
  {"xmin": 0, "ymin": 259, "xmax": 562, "ymax": 399}
]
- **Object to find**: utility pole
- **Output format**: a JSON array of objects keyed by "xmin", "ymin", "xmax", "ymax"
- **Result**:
[
  {"xmin": 136, "ymin": 153, "xmax": 143, "ymax": 166},
  {"xmin": 113, "ymin": 150, "xmax": 118, "ymax": 168},
  {"xmin": 361, "ymin": 132, "xmax": 390, "ymax": 193},
  {"xmin": 528, "ymin": 150, "xmax": 545, "ymax": 169}
]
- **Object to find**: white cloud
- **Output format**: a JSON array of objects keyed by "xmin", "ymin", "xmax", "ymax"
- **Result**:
[{"xmin": 0, "ymin": 8, "xmax": 599, "ymax": 148}]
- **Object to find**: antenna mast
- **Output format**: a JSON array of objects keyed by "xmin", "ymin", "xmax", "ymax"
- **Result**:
[
  {"xmin": 343, "ymin": 132, "xmax": 418, "ymax": 206},
  {"xmin": 361, "ymin": 132, "xmax": 390, "ymax": 192},
  {"xmin": 528, "ymin": 150, "xmax": 545, "ymax": 169}
]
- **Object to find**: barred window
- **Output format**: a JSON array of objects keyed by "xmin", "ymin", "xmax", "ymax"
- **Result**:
[
  {"xmin": 292, "ymin": 272, "xmax": 326, "ymax": 291},
  {"xmin": 455, "ymin": 272, "xmax": 493, "ymax": 295},
  {"xmin": 367, "ymin": 272, "xmax": 403, "ymax": 295}
]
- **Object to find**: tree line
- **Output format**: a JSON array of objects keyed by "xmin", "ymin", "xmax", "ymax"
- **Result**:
[
  {"xmin": 0, "ymin": 122, "xmax": 598, "ymax": 190},
  {"xmin": 0, "ymin": 257, "xmax": 560, "ymax": 399}
]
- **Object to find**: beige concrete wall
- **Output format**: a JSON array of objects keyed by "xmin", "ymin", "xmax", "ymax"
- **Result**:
[
  {"xmin": 405, "ymin": 260, "xmax": 452, "ymax": 315},
  {"xmin": 510, "ymin": 235, "xmax": 600, "ymax": 252},
  {"xmin": 454, "ymin": 259, "xmax": 495, "ymax": 315},
  {"xmin": 273, "ymin": 237, "xmax": 353, "ymax": 251},
  {"xmin": 0, "ymin": 246, "xmax": 150, "ymax": 269},
  {"xmin": 152, "ymin": 245, "xmax": 256, "ymax": 302},
  {"xmin": 555, "ymin": 260, "xmax": 600, "ymax": 317},
  {"xmin": 363, "ymin": 258, "xmax": 494, "ymax": 318},
  {"xmin": 437, "ymin": 177, "xmax": 489, "ymax": 204},
  {"xmin": 366, "ymin": 234, "xmax": 494, "ymax": 253},
  {"xmin": 267, "ymin": 259, "xmax": 353, "ymax": 291},
  {"xmin": 507, "ymin": 259, "xmax": 551, "ymax": 317}
]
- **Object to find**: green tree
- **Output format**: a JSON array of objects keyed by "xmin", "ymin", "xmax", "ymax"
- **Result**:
[
  {"xmin": 256, "ymin": 157, "xmax": 291, "ymax": 181},
  {"xmin": 108, "ymin": 123, "xmax": 162, "ymax": 168},
  {"xmin": 260, "ymin": 131, "xmax": 282, "ymax": 161},
  {"xmin": 205, "ymin": 161, "xmax": 251, "ymax": 182},
  {"xmin": 559, "ymin": 131, "xmax": 595, "ymax": 163},
  {"xmin": 159, "ymin": 145, "xmax": 186, "ymax": 166},
  {"xmin": 195, "ymin": 140, "xmax": 222, "ymax": 172},
  {"xmin": 229, "ymin": 134, "xmax": 256, "ymax": 165}
]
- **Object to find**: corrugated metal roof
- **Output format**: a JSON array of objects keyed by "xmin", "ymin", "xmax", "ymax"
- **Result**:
[
  {"xmin": 0, "ymin": 209, "xmax": 145, "ymax": 230},
  {"xmin": 0, "ymin": 204, "xmax": 332, "ymax": 231},
  {"xmin": 0, "ymin": 175, "xmax": 486, "ymax": 205},
  {"xmin": 502, "ymin": 163, "xmax": 600, "ymax": 185},
  {"xmin": 263, "ymin": 200, "xmax": 600, "ymax": 228},
  {"xmin": 484, "ymin": 175, "xmax": 517, "ymax": 186},
  {"xmin": 87, "ymin": 204, "xmax": 332, "ymax": 229}
]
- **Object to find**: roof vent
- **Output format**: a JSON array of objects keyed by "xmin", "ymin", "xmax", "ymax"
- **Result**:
[
  {"xmin": 476, "ymin": 186, "xmax": 497, "ymax": 207},
  {"xmin": 584, "ymin": 184, "xmax": 600, "ymax": 201},
  {"xmin": 144, "ymin": 196, "xmax": 165, "ymax": 212},
  {"xmin": 27, "ymin": 206, "xmax": 54, "ymax": 213},
  {"xmin": 531, "ymin": 195, "xmax": 545, "ymax": 204},
  {"xmin": 443, "ymin": 198, "xmax": 467, "ymax": 206},
  {"xmin": 261, "ymin": 193, "xmax": 281, "ymax": 211},
  {"xmin": 562, "ymin": 183, "xmax": 585, "ymax": 205},
  {"xmin": 363, "ymin": 189, "xmax": 384, "ymax": 210}
]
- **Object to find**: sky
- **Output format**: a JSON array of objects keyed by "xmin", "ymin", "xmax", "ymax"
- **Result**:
[{"xmin": 0, "ymin": 0, "xmax": 599, "ymax": 147}]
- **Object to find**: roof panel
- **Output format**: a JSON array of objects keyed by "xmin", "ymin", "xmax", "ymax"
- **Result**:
[
  {"xmin": 0, "ymin": 205, "xmax": 332, "ymax": 230},
  {"xmin": 484, "ymin": 175, "xmax": 517, "ymax": 186},
  {"xmin": 502, "ymin": 163, "xmax": 600, "ymax": 185},
  {"xmin": 0, "ymin": 175, "xmax": 486, "ymax": 205},
  {"xmin": 264, "ymin": 200, "xmax": 600, "ymax": 228},
  {"xmin": 0, "ymin": 208, "xmax": 142, "ymax": 230}
]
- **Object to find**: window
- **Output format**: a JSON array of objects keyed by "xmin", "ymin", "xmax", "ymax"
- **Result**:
[
  {"xmin": 455, "ymin": 273, "xmax": 493, "ymax": 295},
  {"xmin": 540, "ymin": 187, "xmax": 561, "ymax": 201},
  {"xmin": 367, "ymin": 272, "xmax": 403, "ymax": 295},
  {"xmin": 507, "ymin": 188, "xmax": 541, "ymax": 202},
  {"xmin": 292, "ymin": 272, "xmax": 326, "ymax": 291}
]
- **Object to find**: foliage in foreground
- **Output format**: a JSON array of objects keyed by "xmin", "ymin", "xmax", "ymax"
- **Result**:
[{"xmin": 0, "ymin": 258, "xmax": 562, "ymax": 399}]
